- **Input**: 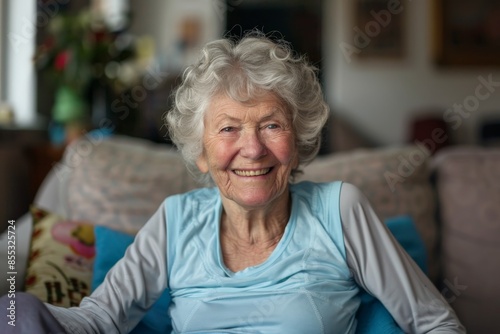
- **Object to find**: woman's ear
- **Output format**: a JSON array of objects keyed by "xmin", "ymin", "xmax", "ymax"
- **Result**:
[{"xmin": 196, "ymin": 153, "xmax": 209, "ymax": 174}]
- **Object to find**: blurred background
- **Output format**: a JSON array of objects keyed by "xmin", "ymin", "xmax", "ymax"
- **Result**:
[{"xmin": 1, "ymin": 0, "xmax": 500, "ymax": 225}]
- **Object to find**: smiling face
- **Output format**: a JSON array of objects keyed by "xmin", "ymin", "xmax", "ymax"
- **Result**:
[{"xmin": 196, "ymin": 93, "xmax": 298, "ymax": 211}]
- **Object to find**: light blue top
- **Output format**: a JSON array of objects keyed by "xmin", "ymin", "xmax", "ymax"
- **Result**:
[{"xmin": 166, "ymin": 181, "xmax": 360, "ymax": 333}]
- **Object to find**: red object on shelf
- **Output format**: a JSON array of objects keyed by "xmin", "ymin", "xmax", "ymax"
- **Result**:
[{"xmin": 408, "ymin": 115, "xmax": 450, "ymax": 155}]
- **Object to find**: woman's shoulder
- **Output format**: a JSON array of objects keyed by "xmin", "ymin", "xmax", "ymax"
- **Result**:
[
  {"xmin": 291, "ymin": 181, "xmax": 369, "ymax": 212},
  {"xmin": 165, "ymin": 186, "xmax": 219, "ymax": 204},
  {"xmin": 338, "ymin": 182, "xmax": 368, "ymax": 207},
  {"xmin": 291, "ymin": 180, "xmax": 343, "ymax": 193},
  {"xmin": 162, "ymin": 187, "xmax": 220, "ymax": 221},
  {"xmin": 291, "ymin": 180, "xmax": 363, "ymax": 199}
]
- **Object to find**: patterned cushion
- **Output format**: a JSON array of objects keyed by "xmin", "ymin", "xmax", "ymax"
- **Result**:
[
  {"xmin": 298, "ymin": 145, "xmax": 439, "ymax": 282},
  {"xmin": 61, "ymin": 135, "xmax": 199, "ymax": 233},
  {"xmin": 25, "ymin": 206, "xmax": 95, "ymax": 307}
]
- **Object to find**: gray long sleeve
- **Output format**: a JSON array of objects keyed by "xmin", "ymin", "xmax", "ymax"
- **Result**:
[
  {"xmin": 47, "ymin": 205, "xmax": 169, "ymax": 334},
  {"xmin": 340, "ymin": 182, "xmax": 465, "ymax": 333}
]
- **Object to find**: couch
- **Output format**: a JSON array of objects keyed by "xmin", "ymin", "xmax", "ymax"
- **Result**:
[{"xmin": 1, "ymin": 134, "xmax": 498, "ymax": 333}]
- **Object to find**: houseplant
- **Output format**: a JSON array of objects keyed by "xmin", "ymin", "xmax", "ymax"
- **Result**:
[{"xmin": 34, "ymin": 8, "xmax": 140, "ymax": 143}]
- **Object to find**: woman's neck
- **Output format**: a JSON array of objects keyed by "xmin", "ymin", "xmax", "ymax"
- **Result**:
[
  {"xmin": 220, "ymin": 192, "xmax": 291, "ymax": 246},
  {"xmin": 218, "ymin": 191, "xmax": 292, "ymax": 272}
]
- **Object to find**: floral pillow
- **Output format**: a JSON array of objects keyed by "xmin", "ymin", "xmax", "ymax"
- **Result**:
[{"xmin": 24, "ymin": 206, "xmax": 95, "ymax": 307}]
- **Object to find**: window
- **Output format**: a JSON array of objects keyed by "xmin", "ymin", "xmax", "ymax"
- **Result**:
[{"xmin": 2, "ymin": 0, "xmax": 36, "ymax": 125}]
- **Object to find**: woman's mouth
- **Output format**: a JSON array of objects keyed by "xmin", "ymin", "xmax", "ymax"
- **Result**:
[{"xmin": 233, "ymin": 168, "xmax": 271, "ymax": 176}]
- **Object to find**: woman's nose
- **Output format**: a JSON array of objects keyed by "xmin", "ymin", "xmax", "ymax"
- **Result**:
[{"xmin": 240, "ymin": 130, "xmax": 267, "ymax": 159}]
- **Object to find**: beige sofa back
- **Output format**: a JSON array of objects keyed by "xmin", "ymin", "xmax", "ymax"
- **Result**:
[{"xmin": 58, "ymin": 136, "xmax": 199, "ymax": 233}]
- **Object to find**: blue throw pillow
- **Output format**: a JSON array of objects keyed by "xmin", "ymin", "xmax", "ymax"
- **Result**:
[
  {"xmin": 385, "ymin": 215, "xmax": 428, "ymax": 274},
  {"xmin": 92, "ymin": 225, "xmax": 172, "ymax": 334},
  {"xmin": 355, "ymin": 215, "xmax": 428, "ymax": 334},
  {"xmin": 355, "ymin": 293, "xmax": 405, "ymax": 334}
]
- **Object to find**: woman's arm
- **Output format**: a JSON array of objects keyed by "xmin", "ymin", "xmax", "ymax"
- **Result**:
[
  {"xmin": 46, "ymin": 203, "xmax": 169, "ymax": 334},
  {"xmin": 339, "ymin": 183, "xmax": 465, "ymax": 333}
]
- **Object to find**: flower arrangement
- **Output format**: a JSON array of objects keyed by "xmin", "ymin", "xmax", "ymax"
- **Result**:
[{"xmin": 34, "ymin": 9, "xmax": 140, "ymax": 123}]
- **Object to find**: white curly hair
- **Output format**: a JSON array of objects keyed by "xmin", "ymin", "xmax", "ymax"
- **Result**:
[{"xmin": 165, "ymin": 33, "xmax": 329, "ymax": 184}]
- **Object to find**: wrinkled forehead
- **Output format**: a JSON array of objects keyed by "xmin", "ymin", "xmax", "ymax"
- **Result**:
[{"xmin": 206, "ymin": 91, "xmax": 292, "ymax": 120}]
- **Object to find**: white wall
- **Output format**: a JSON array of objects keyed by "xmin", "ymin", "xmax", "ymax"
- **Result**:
[
  {"xmin": 129, "ymin": 0, "xmax": 225, "ymax": 72},
  {"xmin": 324, "ymin": 0, "xmax": 500, "ymax": 145},
  {"xmin": 4, "ymin": 0, "xmax": 36, "ymax": 125}
]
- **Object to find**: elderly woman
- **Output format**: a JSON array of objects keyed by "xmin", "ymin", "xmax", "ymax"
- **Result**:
[{"xmin": 1, "ymin": 35, "xmax": 464, "ymax": 333}]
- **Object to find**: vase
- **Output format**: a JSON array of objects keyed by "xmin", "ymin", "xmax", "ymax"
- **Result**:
[
  {"xmin": 52, "ymin": 85, "xmax": 88, "ymax": 123},
  {"xmin": 50, "ymin": 85, "xmax": 89, "ymax": 145}
]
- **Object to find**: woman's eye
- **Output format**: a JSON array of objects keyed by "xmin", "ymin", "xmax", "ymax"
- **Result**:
[
  {"xmin": 266, "ymin": 124, "xmax": 279, "ymax": 130},
  {"xmin": 221, "ymin": 127, "xmax": 234, "ymax": 133}
]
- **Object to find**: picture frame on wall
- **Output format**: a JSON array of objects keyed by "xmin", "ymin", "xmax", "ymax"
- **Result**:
[
  {"xmin": 351, "ymin": 0, "xmax": 406, "ymax": 59},
  {"xmin": 433, "ymin": 0, "xmax": 500, "ymax": 66}
]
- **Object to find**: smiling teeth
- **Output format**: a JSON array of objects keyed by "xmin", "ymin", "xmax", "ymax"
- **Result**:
[{"xmin": 234, "ymin": 168, "xmax": 270, "ymax": 176}]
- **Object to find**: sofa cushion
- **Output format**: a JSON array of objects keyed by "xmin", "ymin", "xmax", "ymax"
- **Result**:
[
  {"xmin": 385, "ymin": 215, "xmax": 428, "ymax": 274},
  {"xmin": 60, "ymin": 135, "xmax": 199, "ymax": 234},
  {"xmin": 299, "ymin": 145, "xmax": 439, "ymax": 281},
  {"xmin": 24, "ymin": 206, "xmax": 95, "ymax": 307},
  {"xmin": 92, "ymin": 225, "xmax": 172, "ymax": 334},
  {"xmin": 91, "ymin": 226, "xmax": 135, "ymax": 292},
  {"xmin": 433, "ymin": 146, "xmax": 500, "ymax": 333}
]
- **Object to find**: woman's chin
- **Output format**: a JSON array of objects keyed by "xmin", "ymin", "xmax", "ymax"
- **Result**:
[
  {"xmin": 236, "ymin": 197, "xmax": 272, "ymax": 209},
  {"xmin": 227, "ymin": 188, "xmax": 289, "ymax": 210}
]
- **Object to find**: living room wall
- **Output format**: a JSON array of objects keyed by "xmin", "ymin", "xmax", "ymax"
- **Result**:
[
  {"xmin": 128, "ymin": 0, "xmax": 223, "ymax": 73},
  {"xmin": 7, "ymin": 0, "xmax": 499, "ymax": 146},
  {"xmin": 324, "ymin": 0, "xmax": 500, "ymax": 146}
]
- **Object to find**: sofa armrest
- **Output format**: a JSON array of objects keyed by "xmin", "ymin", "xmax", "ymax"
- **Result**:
[
  {"xmin": 33, "ymin": 162, "xmax": 68, "ymax": 216},
  {"xmin": 0, "ymin": 160, "xmax": 68, "ymax": 296}
]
